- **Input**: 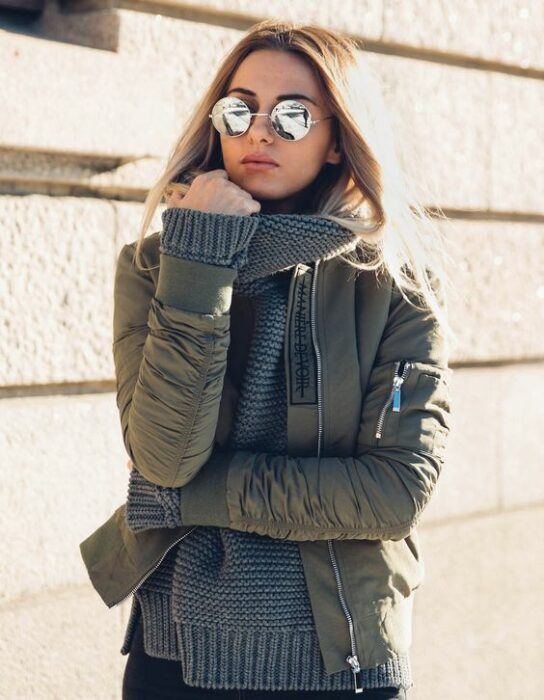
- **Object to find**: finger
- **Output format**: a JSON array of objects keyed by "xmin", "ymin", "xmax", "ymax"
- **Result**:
[{"xmin": 168, "ymin": 192, "xmax": 184, "ymax": 206}]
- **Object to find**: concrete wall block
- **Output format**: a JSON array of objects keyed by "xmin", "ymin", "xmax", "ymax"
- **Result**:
[
  {"xmin": 166, "ymin": 0, "xmax": 384, "ymax": 36},
  {"xmin": 0, "ymin": 196, "xmax": 117, "ymax": 386},
  {"xmin": 413, "ymin": 507, "xmax": 544, "ymax": 698},
  {"xmin": 0, "ymin": 31, "xmax": 178, "ymax": 156},
  {"xmin": 39, "ymin": 0, "xmax": 122, "ymax": 51},
  {"xmin": 500, "ymin": 363, "xmax": 544, "ymax": 508},
  {"xmin": 367, "ymin": 56, "xmax": 542, "ymax": 215},
  {"xmin": 0, "ymin": 148, "xmax": 167, "ymax": 198},
  {"xmin": 421, "ymin": 366, "xmax": 502, "ymax": 524},
  {"xmin": 0, "ymin": 585, "xmax": 129, "ymax": 699},
  {"xmin": 42, "ymin": 0, "xmax": 544, "ymax": 71},
  {"xmin": 443, "ymin": 220, "xmax": 544, "ymax": 363},
  {"xmin": 421, "ymin": 362, "xmax": 544, "ymax": 526},
  {"xmin": 93, "ymin": 0, "xmax": 544, "ymax": 70},
  {"xmin": 39, "ymin": 0, "xmax": 383, "ymax": 53},
  {"xmin": 0, "ymin": 393, "xmax": 128, "ymax": 602},
  {"xmin": 383, "ymin": 0, "xmax": 543, "ymax": 70},
  {"xmin": 490, "ymin": 71, "xmax": 544, "ymax": 214},
  {"xmin": 366, "ymin": 53, "xmax": 491, "ymax": 211},
  {"xmin": 0, "ymin": 195, "xmax": 165, "ymax": 387}
]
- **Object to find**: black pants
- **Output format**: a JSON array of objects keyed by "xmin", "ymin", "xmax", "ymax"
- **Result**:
[{"xmin": 122, "ymin": 617, "xmax": 408, "ymax": 700}]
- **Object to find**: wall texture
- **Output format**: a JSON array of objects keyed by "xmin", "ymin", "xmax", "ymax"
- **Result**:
[{"xmin": 1, "ymin": 1, "xmax": 543, "ymax": 698}]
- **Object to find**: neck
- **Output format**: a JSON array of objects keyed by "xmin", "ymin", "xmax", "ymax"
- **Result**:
[
  {"xmin": 258, "ymin": 184, "xmax": 314, "ymax": 215},
  {"xmin": 258, "ymin": 198, "xmax": 301, "ymax": 215}
]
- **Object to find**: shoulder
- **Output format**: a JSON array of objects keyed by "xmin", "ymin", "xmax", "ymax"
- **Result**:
[
  {"xmin": 116, "ymin": 231, "xmax": 161, "ymax": 287},
  {"xmin": 345, "ymin": 259, "xmax": 448, "ymax": 368},
  {"xmin": 120, "ymin": 230, "xmax": 160, "ymax": 265}
]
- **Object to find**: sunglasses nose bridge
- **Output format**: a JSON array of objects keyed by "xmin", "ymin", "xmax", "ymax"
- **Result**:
[{"xmin": 245, "ymin": 111, "xmax": 275, "ymax": 137}]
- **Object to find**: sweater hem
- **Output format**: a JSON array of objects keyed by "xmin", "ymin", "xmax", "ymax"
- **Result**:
[{"xmin": 175, "ymin": 620, "xmax": 413, "ymax": 691}]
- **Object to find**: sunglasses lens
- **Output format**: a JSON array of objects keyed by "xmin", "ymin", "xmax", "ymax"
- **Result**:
[
  {"xmin": 211, "ymin": 97, "xmax": 312, "ymax": 140},
  {"xmin": 211, "ymin": 96, "xmax": 251, "ymax": 136},
  {"xmin": 271, "ymin": 100, "xmax": 312, "ymax": 141}
]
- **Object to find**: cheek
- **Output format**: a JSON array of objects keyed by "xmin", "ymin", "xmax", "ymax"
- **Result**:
[
  {"xmin": 219, "ymin": 135, "xmax": 245, "ymax": 163},
  {"xmin": 283, "ymin": 142, "xmax": 326, "ymax": 179},
  {"xmin": 219, "ymin": 139, "xmax": 236, "ymax": 165}
]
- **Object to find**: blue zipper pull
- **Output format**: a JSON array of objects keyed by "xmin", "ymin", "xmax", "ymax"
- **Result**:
[
  {"xmin": 392, "ymin": 374, "xmax": 404, "ymax": 412},
  {"xmin": 392, "ymin": 361, "xmax": 412, "ymax": 412}
]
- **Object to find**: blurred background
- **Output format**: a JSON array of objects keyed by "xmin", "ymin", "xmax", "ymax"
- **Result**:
[{"xmin": 0, "ymin": 1, "xmax": 543, "ymax": 698}]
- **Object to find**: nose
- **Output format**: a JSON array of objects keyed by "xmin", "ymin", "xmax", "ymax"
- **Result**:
[{"xmin": 246, "ymin": 113, "xmax": 274, "ymax": 143}]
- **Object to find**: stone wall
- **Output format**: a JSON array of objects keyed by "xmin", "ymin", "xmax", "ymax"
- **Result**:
[{"xmin": 1, "ymin": 2, "xmax": 542, "ymax": 697}]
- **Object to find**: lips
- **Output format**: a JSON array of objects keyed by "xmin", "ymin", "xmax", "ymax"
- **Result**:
[{"xmin": 241, "ymin": 154, "xmax": 279, "ymax": 165}]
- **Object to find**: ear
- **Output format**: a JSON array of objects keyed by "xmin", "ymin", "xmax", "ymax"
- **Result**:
[
  {"xmin": 324, "ymin": 122, "xmax": 342, "ymax": 165},
  {"xmin": 325, "ymin": 140, "xmax": 342, "ymax": 166}
]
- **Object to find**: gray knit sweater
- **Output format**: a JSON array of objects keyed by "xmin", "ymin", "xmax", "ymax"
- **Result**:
[{"xmin": 119, "ymin": 206, "xmax": 413, "ymax": 692}]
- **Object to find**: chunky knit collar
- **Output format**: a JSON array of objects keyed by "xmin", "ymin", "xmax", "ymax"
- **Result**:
[{"xmin": 233, "ymin": 212, "xmax": 358, "ymax": 295}]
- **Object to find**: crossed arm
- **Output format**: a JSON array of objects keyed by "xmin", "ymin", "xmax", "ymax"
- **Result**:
[{"xmin": 115, "ymin": 238, "xmax": 452, "ymax": 543}]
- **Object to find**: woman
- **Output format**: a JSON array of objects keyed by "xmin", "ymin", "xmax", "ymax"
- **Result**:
[{"xmin": 79, "ymin": 19, "xmax": 453, "ymax": 700}]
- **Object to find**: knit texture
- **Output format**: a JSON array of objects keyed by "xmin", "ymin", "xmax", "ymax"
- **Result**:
[
  {"xmin": 121, "ymin": 206, "xmax": 413, "ymax": 692},
  {"xmin": 159, "ymin": 206, "xmax": 259, "ymax": 270}
]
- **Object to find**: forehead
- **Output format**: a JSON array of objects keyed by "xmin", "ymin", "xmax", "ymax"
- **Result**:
[{"xmin": 227, "ymin": 49, "xmax": 323, "ymax": 102}]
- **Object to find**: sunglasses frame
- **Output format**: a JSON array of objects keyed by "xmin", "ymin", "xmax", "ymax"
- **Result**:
[{"xmin": 208, "ymin": 95, "xmax": 335, "ymax": 141}]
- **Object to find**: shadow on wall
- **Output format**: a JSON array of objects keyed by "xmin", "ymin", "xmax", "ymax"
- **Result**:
[{"xmin": 0, "ymin": 0, "xmax": 122, "ymax": 53}]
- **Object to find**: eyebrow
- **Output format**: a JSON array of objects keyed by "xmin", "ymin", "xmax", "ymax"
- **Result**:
[{"xmin": 225, "ymin": 87, "xmax": 320, "ymax": 107}]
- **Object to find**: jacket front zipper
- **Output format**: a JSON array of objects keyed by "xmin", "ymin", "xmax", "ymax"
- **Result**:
[
  {"xmin": 375, "ymin": 360, "xmax": 412, "ymax": 439},
  {"xmin": 310, "ymin": 260, "xmax": 364, "ymax": 694},
  {"xmin": 112, "ymin": 525, "xmax": 198, "ymax": 608}
]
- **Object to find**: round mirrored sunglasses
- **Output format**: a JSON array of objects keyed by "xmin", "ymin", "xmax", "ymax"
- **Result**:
[{"xmin": 209, "ymin": 96, "xmax": 334, "ymax": 142}]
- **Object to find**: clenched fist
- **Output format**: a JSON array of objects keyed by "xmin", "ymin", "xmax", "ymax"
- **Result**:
[{"xmin": 166, "ymin": 169, "xmax": 261, "ymax": 216}]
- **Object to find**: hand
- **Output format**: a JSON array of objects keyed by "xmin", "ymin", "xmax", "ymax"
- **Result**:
[
  {"xmin": 126, "ymin": 459, "xmax": 134, "ymax": 472},
  {"xmin": 166, "ymin": 169, "xmax": 261, "ymax": 216}
]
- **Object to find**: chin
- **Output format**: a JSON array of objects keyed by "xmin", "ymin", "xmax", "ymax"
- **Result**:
[{"xmin": 239, "ymin": 181, "xmax": 286, "ymax": 201}]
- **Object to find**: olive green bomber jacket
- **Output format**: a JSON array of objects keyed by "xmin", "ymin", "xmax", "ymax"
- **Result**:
[{"xmin": 80, "ymin": 227, "xmax": 452, "ymax": 686}]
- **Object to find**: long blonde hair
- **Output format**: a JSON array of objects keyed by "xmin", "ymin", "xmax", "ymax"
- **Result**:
[{"xmin": 134, "ymin": 19, "xmax": 456, "ymax": 344}]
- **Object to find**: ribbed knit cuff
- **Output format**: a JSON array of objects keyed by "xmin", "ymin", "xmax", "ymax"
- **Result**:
[
  {"xmin": 160, "ymin": 207, "xmax": 259, "ymax": 270},
  {"xmin": 125, "ymin": 468, "xmax": 182, "ymax": 532}
]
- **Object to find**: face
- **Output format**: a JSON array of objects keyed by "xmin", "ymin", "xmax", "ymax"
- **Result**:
[{"xmin": 218, "ymin": 49, "xmax": 341, "ymax": 214}]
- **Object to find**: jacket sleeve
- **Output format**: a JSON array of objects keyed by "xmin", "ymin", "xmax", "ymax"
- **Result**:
[
  {"xmin": 172, "ymin": 273, "xmax": 453, "ymax": 542},
  {"xmin": 113, "ymin": 208, "xmax": 258, "ymax": 489}
]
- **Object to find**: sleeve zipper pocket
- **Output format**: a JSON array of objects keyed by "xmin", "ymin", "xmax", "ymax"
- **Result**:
[{"xmin": 375, "ymin": 360, "xmax": 412, "ymax": 440}]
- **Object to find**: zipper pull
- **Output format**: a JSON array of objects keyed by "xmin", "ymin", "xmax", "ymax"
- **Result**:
[
  {"xmin": 346, "ymin": 654, "xmax": 364, "ymax": 694},
  {"xmin": 392, "ymin": 374, "xmax": 405, "ymax": 412}
]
